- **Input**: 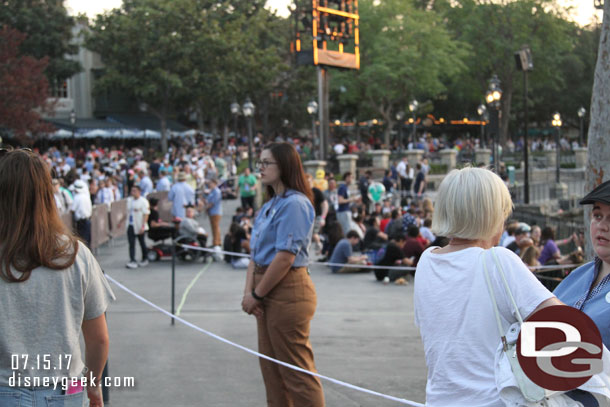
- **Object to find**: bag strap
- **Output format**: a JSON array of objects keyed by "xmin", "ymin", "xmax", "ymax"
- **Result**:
[
  {"xmin": 489, "ymin": 247, "xmax": 525, "ymax": 325},
  {"xmin": 481, "ymin": 251, "xmax": 507, "ymax": 349}
]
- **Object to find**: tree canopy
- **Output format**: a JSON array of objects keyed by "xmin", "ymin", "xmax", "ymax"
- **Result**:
[
  {"xmin": 83, "ymin": 0, "xmax": 599, "ymax": 148},
  {"xmin": 425, "ymin": 0, "xmax": 592, "ymax": 143},
  {"xmin": 0, "ymin": 26, "xmax": 53, "ymax": 140},
  {"xmin": 330, "ymin": 0, "xmax": 469, "ymax": 145},
  {"xmin": 0, "ymin": 0, "xmax": 80, "ymax": 86},
  {"xmin": 86, "ymin": 0, "xmax": 289, "ymax": 152}
]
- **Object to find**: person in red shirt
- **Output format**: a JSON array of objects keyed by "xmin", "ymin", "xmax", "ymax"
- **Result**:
[
  {"xmin": 380, "ymin": 211, "xmax": 392, "ymax": 232},
  {"xmin": 402, "ymin": 224, "xmax": 426, "ymax": 268}
]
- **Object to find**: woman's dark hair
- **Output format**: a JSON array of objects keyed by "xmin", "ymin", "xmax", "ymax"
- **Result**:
[
  {"xmin": 541, "ymin": 226, "xmax": 556, "ymax": 244},
  {"xmin": 327, "ymin": 221, "xmax": 344, "ymax": 246},
  {"xmin": 0, "ymin": 150, "xmax": 78, "ymax": 282},
  {"xmin": 264, "ymin": 143, "xmax": 314, "ymax": 205},
  {"xmin": 365, "ymin": 214, "xmax": 378, "ymax": 227},
  {"xmin": 430, "ymin": 236, "xmax": 449, "ymax": 248}
]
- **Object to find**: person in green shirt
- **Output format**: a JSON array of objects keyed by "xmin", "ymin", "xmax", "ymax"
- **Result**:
[
  {"xmin": 237, "ymin": 167, "xmax": 257, "ymax": 210},
  {"xmin": 215, "ymin": 151, "xmax": 227, "ymax": 180}
]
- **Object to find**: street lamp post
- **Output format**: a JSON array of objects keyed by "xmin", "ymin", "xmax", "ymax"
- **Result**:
[
  {"xmin": 396, "ymin": 111, "xmax": 405, "ymax": 151},
  {"xmin": 307, "ymin": 100, "xmax": 319, "ymax": 158},
  {"xmin": 70, "ymin": 109, "xmax": 76, "ymax": 148},
  {"xmin": 408, "ymin": 99, "xmax": 418, "ymax": 149},
  {"xmin": 242, "ymin": 98, "xmax": 255, "ymax": 172},
  {"xmin": 485, "ymin": 75, "xmax": 502, "ymax": 174},
  {"xmin": 577, "ymin": 107, "xmax": 586, "ymax": 147},
  {"xmin": 552, "ymin": 112, "xmax": 562, "ymax": 184},
  {"xmin": 477, "ymin": 104, "xmax": 488, "ymax": 148},
  {"xmin": 230, "ymin": 101, "xmax": 240, "ymax": 144}
]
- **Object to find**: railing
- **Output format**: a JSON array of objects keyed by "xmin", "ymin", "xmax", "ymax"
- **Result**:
[{"xmin": 502, "ymin": 151, "xmax": 576, "ymax": 169}]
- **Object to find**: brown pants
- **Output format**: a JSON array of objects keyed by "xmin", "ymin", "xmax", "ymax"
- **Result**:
[
  {"xmin": 254, "ymin": 268, "xmax": 325, "ymax": 407},
  {"xmin": 209, "ymin": 214, "xmax": 222, "ymax": 246}
]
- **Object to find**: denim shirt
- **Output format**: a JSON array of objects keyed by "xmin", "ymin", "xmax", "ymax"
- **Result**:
[
  {"xmin": 554, "ymin": 260, "xmax": 610, "ymax": 348},
  {"xmin": 206, "ymin": 187, "xmax": 222, "ymax": 216},
  {"xmin": 251, "ymin": 189, "xmax": 314, "ymax": 267}
]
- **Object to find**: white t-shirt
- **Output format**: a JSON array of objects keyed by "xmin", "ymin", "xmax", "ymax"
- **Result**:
[
  {"xmin": 396, "ymin": 160, "xmax": 407, "ymax": 178},
  {"xmin": 127, "ymin": 196, "xmax": 150, "ymax": 233},
  {"xmin": 414, "ymin": 246, "xmax": 553, "ymax": 407},
  {"xmin": 71, "ymin": 191, "xmax": 92, "ymax": 221},
  {"xmin": 333, "ymin": 143, "xmax": 346, "ymax": 155}
]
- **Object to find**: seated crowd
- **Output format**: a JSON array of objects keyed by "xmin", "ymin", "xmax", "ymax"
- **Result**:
[{"xmin": 276, "ymin": 169, "xmax": 587, "ymax": 287}]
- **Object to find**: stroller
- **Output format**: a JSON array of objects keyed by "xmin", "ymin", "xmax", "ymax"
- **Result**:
[{"xmin": 147, "ymin": 224, "xmax": 208, "ymax": 262}]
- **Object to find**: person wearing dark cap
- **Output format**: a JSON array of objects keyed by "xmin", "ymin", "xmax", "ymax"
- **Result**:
[
  {"xmin": 505, "ymin": 223, "xmax": 532, "ymax": 255},
  {"xmin": 554, "ymin": 180, "xmax": 610, "ymax": 348}
]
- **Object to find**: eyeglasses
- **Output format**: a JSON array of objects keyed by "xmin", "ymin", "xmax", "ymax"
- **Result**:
[
  {"xmin": 0, "ymin": 147, "xmax": 33, "ymax": 158},
  {"xmin": 255, "ymin": 160, "xmax": 278, "ymax": 169}
]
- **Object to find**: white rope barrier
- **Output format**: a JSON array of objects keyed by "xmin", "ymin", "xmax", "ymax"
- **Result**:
[
  {"xmin": 178, "ymin": 243, "xmax": 580, "ymax": 272},
  {"xmin": 105, "ymin": 274, "xmax": 425, "ymax": 406},
  {"xmin": 178, "ymin": 243, "xmax": 416, "ymax": 271}
]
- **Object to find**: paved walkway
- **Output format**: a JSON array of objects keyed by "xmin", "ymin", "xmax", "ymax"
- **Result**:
[{"xmin": 95, "ymin": 197, "xmax": 428, "ymax": 406}]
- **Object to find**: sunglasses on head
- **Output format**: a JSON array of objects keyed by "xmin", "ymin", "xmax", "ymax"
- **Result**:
[{"xmin": 0, "ymin": 147, "xmax": 33, "ymax": 157}]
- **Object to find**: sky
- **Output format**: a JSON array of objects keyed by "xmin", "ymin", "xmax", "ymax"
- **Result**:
[{"xmin": 65, "ymin": 0, "xmax": 603, "ymax": 27}]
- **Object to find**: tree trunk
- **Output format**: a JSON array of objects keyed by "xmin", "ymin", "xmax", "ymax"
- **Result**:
[
  {"xmin": 211, "ymin": 116, "xmax": 218, "ymax": 135},
  {"xmin": 383, "ymin": 118, "xmax": 394, "ymax": 149},
  {"xmin": 261, "ymin": 96, "xmax": 269, "ymax": 139},
  {"xmin": 223, "ymin": 122, "xmax": 229, "ymax": 148},
  {"xmin": 585, "ymin": 0, "xmax": 610, "ymax": 260},
  {"xmin": 378, "ymin": 105, "xmax": 392, "ymax": 148},
  {"xmin": 196, "ymin": 103, "xmax": 205, "ymax": 132},
  {"xmin": 160, "ymin": 115, "xmax": 168, "ymax": 155}
]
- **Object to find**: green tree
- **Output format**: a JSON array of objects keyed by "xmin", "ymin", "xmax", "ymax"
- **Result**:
[
  {"xmin": 0, "ymin": 0, "xmax": 80, "ymax": 87},
  {"xmin": 87, "ymin": 0, "xmax": 289, "ymax": 151},
  {"xmin": 87, "ymin": 0, "xmax": 208, "ymax": 153},
  {"xmin": 181, "ymin": 2, "xmax": 288, "ymax": 137},
  {"xmin": 332, "ymin": 0, "xmax": 469, "ymax": 146},
  {"xmin": 439, "ymin": 0, "xmax": 578, "ymax": 144}
]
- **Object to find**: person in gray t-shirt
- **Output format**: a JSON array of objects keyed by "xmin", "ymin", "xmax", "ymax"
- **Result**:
[{"xmin": 0, "ymin": 149, "xmax": 115, "ymax": 407}]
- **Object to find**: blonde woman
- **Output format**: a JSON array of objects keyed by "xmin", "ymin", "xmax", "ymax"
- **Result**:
[{"xmin": 414, "ymin": 167, "xmax": 563, "ymax": 406}]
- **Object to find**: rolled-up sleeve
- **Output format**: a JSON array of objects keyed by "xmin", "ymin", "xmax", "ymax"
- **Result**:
[{"xmin": 275, "ymin": 196, "xmax": 314, "ymax": 255}]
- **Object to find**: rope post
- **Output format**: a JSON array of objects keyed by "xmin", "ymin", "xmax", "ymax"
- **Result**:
[{"xmin": 171, "ymin": 239, "xmax": 176, "ymax": 326}]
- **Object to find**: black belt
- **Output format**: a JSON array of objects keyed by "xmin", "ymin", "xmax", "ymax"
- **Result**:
[{"xmin": 254, "ymin": 263, "xmax": 307, "ymax": 274}]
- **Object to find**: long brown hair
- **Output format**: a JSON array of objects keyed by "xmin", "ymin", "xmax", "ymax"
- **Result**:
[
  {"xmin": 0, "ymin": 149, "xmax": 78, "ymax": 282},
  {"xmin": 264, "ymin": 143, "xmax": 314, "ymax": 205}
]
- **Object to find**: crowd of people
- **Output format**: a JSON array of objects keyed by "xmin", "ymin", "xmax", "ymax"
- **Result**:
[
  {"xmin": 2, "ymin": 140, "xmax": 610, "ymax": 406},
  {"xmin": 37, "ymin": 138, "xmax": 586, "ymax": 279},
  {"xmin": 40, "ymin": 142, "xmax": 244, "ymax": 267}
]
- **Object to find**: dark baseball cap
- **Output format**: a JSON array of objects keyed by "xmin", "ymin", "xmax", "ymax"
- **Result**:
[{"xmin": 580, "ymin": 180, "xmax": 610, "ymax": 206}]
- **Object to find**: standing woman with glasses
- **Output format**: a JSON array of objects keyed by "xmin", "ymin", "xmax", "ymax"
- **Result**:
[
  {"xmin": 241, "ymin": 143, "xmax": 325, "ymax": 406},
  {"xmin": 0, "ymin": 149, "xmax": 115, "ymax": 407}
]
